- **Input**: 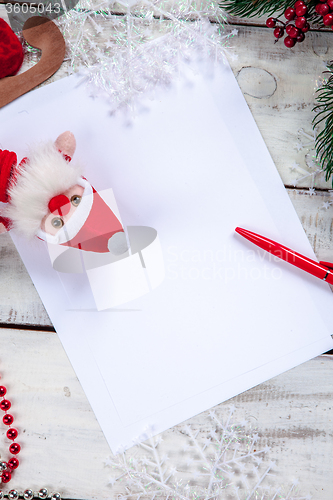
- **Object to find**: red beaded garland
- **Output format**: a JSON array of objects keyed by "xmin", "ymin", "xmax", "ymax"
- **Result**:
[
  {"xmin": 7, "ymin": 457, "xmax": 19, "ymax": 470},
  {"xmin": 9, "ymin": 443, "xmax": 21, "ymax": 455},
  {"xmin": 1, "ymin": 470, "xmax": 12, "ymax": 483},
  {"xmin": 0, "ymin": 374, "xmax": 20, "ymax": 484},
  {"xmin": 3, "ymin": 413, "xmax": 14, "ymax": 425},
  {"xmin": 6, "ymin": 428, "xmax": 18, "ymax": 440},
  {"xmin": 0, "ymin": 399, "xmax": 11, "ymax": 411}
]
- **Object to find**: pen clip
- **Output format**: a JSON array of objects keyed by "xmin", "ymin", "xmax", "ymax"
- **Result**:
[{"xmin": 319, "ymin": 261, "xmax": 333, "ymax": 271}]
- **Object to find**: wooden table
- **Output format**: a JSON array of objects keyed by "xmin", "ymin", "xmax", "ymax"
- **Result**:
[{"xmin": 0, "ymin": 6, "xmax": 332, "ymax": 499}]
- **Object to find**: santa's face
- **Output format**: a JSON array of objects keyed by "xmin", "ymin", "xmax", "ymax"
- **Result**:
[{"xmin": 41, "ymin": 184, "xmax": 84, "ymax": 235}]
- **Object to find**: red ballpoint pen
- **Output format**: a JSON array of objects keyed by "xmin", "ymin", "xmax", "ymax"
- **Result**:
[{"xmin": 235, "ymin": 227, "xmax": 333, "ymax": 285}]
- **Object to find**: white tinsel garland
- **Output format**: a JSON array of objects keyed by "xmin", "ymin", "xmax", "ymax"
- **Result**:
[
  {"xmin": 104, "ymin": 406, "xmax": 311, "ymax": 500},
  {"xmin": 55, "ymin": 0, "xmax": 237, "ymax": 111}
]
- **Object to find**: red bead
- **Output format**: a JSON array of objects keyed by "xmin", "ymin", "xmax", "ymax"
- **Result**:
[
  {"xmin": 3, "ymin": 413, "xmax": 14, "ymax": 425},
  {"xmin": 295, "ymin": 16, "xmax": 307, "ymax": 28},
  {"xmin": 294, "ymin": 0, "xmax": 305, "ymax": 6},
  {"xmin": 0, "ymin": 399, "xmax": 11, "ymax": 411},
  {"xmin": 295, "ymin": 4, "xmax": 307, "ymax": 15},
  {"xmin": 266, "ymin": 17, "xmax": 276, "ymax": 28},
  {"xmin": 328, "ymin": 0, "xmax": 333, "ymax": 9},
  {"xmin": 302, "ymin": 22, "xmax": 310, "ymax": 32},
  {"xmin": 9, "ymin": 443, "xmax": 20, "ymax": 454},
  {"xmin": 0, "ymin": 386, "xmax": 6, "ymax": 397},
  {"xmin": 284, "ymin": 35, "xmax": 296, "ymax": 47},
  {"xmin": 323, "ymin": 13, "xmax": 333, "ymax": 24},
  {"xmin": 285, "ymin": 7, "xmax": 296, "ymax": 19},
  {"xmin": 1, "ymin": 470, "xmax": 11, "ymax": 483},
  {"xmin": 274, "ymin": 27, "xmax": 284, "ymax": 38},
  {"xmin": 7, "ymin": 458, "xmax": 19, "ymax": 470},
  {"xmin": 6, "ymin": 428, "xmax": 18, "ymax": 440},
  {"xmin": 296, "ymin": 32, "xmax": 305, "ymax": 42}
]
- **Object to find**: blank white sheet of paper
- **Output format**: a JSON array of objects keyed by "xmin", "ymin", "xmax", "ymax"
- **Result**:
[{"xmin": 1, "ymin": 62, "xmax": 332, "ymax": 452}]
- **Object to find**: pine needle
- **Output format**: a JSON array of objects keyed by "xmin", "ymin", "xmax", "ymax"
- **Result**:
[
  {"xmin": 313, "ymin": 61, "xmax": 333, "ymax": 185},
  {"xmin": 219, "ymin": 0, "xmax": 320, "ymax": 20}
]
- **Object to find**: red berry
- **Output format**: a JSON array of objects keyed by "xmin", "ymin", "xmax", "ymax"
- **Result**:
[
  {"xmin": 289, "ymin": 25, "xmax": 300, "ymax": 37},
  {"xmin": 274, "ymin": 27, "xmax": 284, "ymax": 38},
  {"xmin": 319, "ymin": 0, "xmax": 328, "ymax": 2},
  {"xmin": 7, "ymin": 458, "xmax": 19, "ymax": 470},
  {"xmin": 284, "ymin": 35, "xmax": 296, "ymax": 47},
  {"xmin": 296, "ymin": 4, "xmax": 308, "ymax": 15},
  {"xmin": 285, "ymin": 7, "xmax": 296, "ymax": 19},
  {"xmin": 323, "ymin": 12, "xmax": 333, "ymax": 24},
  {"xmin": 315, "ymin": 3, "xmax": 330, "ymax": 15},
  {"xmin": 1, "ymin": 470, "xmax": 11, "ymax": 483},
  {"xmin": 296, "ymin": 32, "xmax": 305, "ymax": 42},
  {"xmin": 0, "ymin": 386, "xmax": 7, "ymax": 397},
  {"xmin": 295, "ymin": 16, "xmax": 307, "ymax": 28},
  {"xmin": 9, "ymin": 442, "xmax": 20, "ymax": 454},
  {"xmin": 266, "ymin": 17, "xmax": 276, "ymax": 28},
  {"xmin": 294, "ymin": 0, "xmax": 305, "ymax": 5},
  {"xmin": 302, "ymin": 22, "xmax": 310, "ymax": 32},
  {"xmin": 328, "ymin": 0, "xmax": 333, "ymax": 9}
]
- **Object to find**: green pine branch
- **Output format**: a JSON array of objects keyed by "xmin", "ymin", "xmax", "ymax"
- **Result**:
[
  {"xmin": 218, "ymin": 0, "xmax": 320, "ymax": 21},
  {"xmin": 313, "ymin": 62, "xmax": 333, "ymax": 185},
  {"xmin": 218, "ymin": 0, "xmax": 293, "ymax": 18}
]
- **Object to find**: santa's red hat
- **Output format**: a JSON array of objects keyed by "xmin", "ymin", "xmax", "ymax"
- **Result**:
[{"xmin": 0, "ymin": 132, "xmax": 84, "ymax": 238}]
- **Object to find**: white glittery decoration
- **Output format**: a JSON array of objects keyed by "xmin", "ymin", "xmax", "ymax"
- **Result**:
[
  {"xmin": 56, "ymin": 0, "xmax": 236, "ymax": 111},
  {"xmin": 291, "ymin": 127, "xmax": 326, "ymax": 193},
  {"xmin": 104, "ymin": 406, "xmax": 311, "ymax": 499}
]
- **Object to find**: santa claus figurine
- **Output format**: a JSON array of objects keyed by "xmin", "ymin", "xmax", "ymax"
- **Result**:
[{"xmin": 0, "ymin": 131, "xmax": 128, "ymax": 255}]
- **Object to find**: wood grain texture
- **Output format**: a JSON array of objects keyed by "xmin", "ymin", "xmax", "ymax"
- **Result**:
[
  {"xmin": 0, "ymin": 17, "xmax": 66, "ymax": 108},
  {"xmin": 0, "ymin": 328, "xmax": 332, "ymax": 499},
  {"xmin": 0, "ymin": 10, "xmax": 333, "ymax": 500}
]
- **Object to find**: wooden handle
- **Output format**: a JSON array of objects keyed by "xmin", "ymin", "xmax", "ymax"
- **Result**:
[{"xmin": 0, "ymin": 17, "xmax": 65, "ymax": 109}]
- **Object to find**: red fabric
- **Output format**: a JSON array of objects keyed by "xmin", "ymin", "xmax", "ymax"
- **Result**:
[
  {"xmin": 0, "ymin": 19, "xmax": 24, "ymax": 79},
  {"xmin": 62, "ymin": 188, "xmax": 124, "ymax": 253},
  {"xmin": 0, "ymin": 150, "xmax": 17, "ymax": 202},
  {"xmin": 0, "ymin": 216, "xmax": 11, "ymax": 230}
]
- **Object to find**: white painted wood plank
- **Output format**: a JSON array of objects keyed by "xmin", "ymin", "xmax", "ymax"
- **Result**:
[
  {"xmin": 0, "ymin": 233, "xmax": 51, "ymax": 326},
  {"xmin": 229, "ymin": 25, "xmax": 333, "ymax": 190},
  {"xmin": 0, "ymin": 328, "xmax": 332, "ymax": 499}
]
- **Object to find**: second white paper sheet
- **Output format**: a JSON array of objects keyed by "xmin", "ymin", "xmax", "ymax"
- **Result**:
[{"xmin": 1, "ymin": 63, "xmax": 332, "ymax": 452}]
